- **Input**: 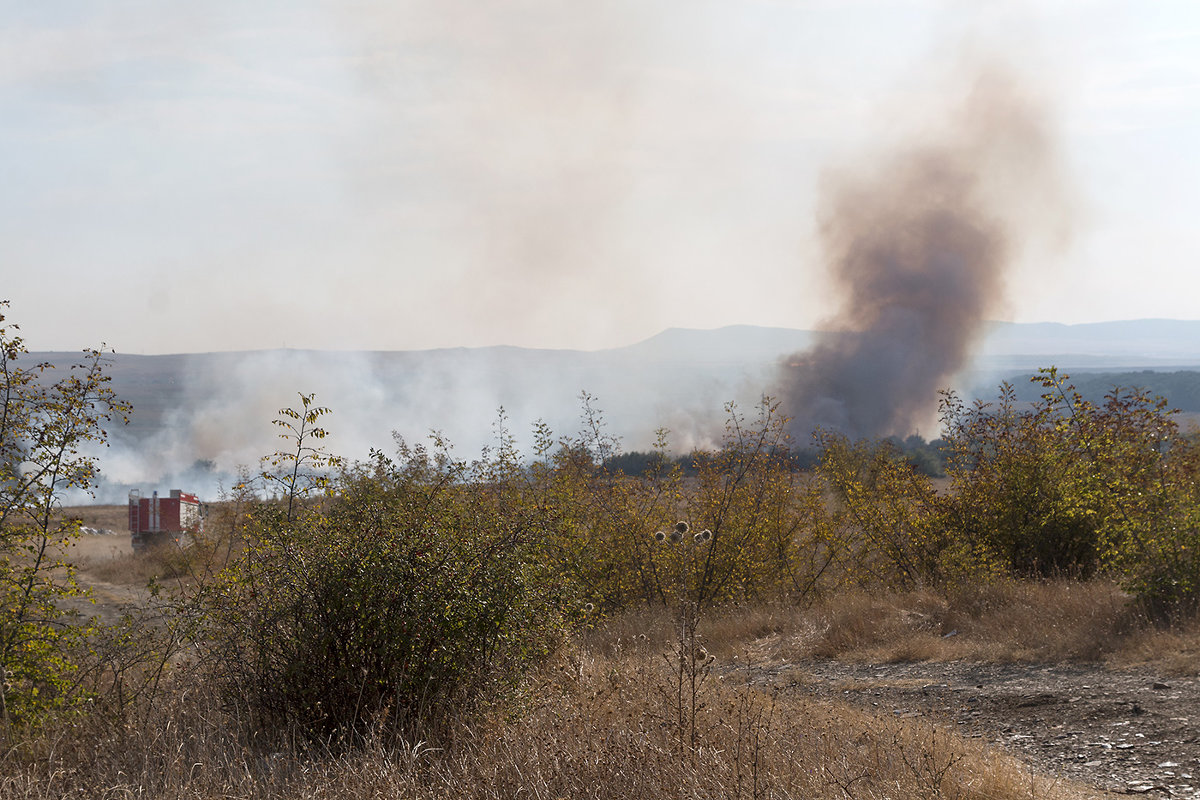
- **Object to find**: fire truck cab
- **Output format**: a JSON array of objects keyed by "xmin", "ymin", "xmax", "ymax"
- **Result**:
[{"xmin": 128, "ymin": 489, "xmax": 201, "ymax": 552}]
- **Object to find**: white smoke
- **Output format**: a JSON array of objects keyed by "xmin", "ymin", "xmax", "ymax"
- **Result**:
[{"xmin": 81, "ymin": 335, "xmax": 783, "ymax": 502}]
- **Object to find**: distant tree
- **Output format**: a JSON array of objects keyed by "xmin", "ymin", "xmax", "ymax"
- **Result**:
[
  {"xmin": 1005, "ymin": 369, "xmax": 1200, "ymax": 413},
  {"xmin": 602, "ymin": 450, "xmax": 669, "ymax": 477}
]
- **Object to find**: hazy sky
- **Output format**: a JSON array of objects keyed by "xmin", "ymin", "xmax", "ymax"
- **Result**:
[{"xmin": 4, "ymin": 1, "xmax": 1199, "ymax": 355}]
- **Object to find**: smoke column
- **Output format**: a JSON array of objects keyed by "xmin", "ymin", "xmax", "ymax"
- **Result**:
[{"xmin": 777, "ymin": 64, "xmax": 1071, "ymax": 443}]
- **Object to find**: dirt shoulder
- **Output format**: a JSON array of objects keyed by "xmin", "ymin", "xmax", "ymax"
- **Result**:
[{"xmin": 732, "ymin": 659, "xmax": 1200, "ymax": 798}]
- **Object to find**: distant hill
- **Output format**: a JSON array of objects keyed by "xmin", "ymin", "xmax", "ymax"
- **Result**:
[
  {"xmin": 27, "ymin": 319, "xmax": 1200, "ymax": 500},
  {"xmin": 619, "ymin": 318, "xmax": 1200, "ymax": 371},
  {"xmin": 619, "ymin": 325, "xmax": 815, "ymax": 364},
  {"xmin": 976, "ymin": 319, "xmax": 1200, "ymax": 369},
  {"xmin": 998, "ymin": 370, "xmax": 1200, "ymax": 413}
]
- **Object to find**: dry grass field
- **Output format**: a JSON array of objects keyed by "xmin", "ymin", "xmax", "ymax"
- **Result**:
[
  {"xmin": 63, "ymin": 504, "xmax": 129, "ymax": 536},
  {"xmin": 4, "ymin": 610, "xmax": 1109, "ymax": 800},
  {"xmin": 9, "ymin": 512, "xmax": 1200, "ymax": 799}
]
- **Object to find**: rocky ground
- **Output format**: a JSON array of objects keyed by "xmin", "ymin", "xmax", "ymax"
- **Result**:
[{"xmin": 734, "ymin": 659, "xmax": 1200, "ymax": 798}]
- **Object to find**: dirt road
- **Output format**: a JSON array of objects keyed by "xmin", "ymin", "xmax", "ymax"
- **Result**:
[{"xmin": 735, "ymin": 659, "xmax": 1200, "ymax": 797}]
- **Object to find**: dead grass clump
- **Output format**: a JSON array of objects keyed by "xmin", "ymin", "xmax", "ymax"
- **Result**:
[
  {"xmin": 776, "ymin": 588, "xmax": 953, "ymax": 663},
  {"xmin": 584, "ymin": 604, "xmax": 804, "ymax": 672},
  {"xmin": 79, "ymin": 544, "xmax": 188, "ymax": 587},
  {"xmin": 1112, "ymin": 616, "xmax": 1200, "ymax": 675},
  {"xmin": 578, "ymin": 606, "xmax": 679, "ymax": 655},
  {"xmin": 1, "ymin": 670, "xmax": 446, "ymax": 800},
  {"xmin": 588, "ymin": 581, "xmax": 1149, "ymax": 669},
  {"xmin": 941, "ymin": 578, "xmax": 1140, "ymax": 661},
  {"xmin": 417, "ymin": 647, "xmax": 1091, "ymax": 800},
  {"xmin": 1, "ymin": 676, "xmax": 277, "ymax": 799},
  {"xmin": 698, "ymin": 603, "xmax": 792, "ymax": 656},
  {"xmin": 765, "ymin": 580, "xmax": 1141, "ymax": 664},
  {"xmin": 588, "ymin": 604, "xmax": 795, "ymax": 657}
]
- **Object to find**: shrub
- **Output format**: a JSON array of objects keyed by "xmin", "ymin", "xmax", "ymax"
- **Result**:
[
  {"xmin": 193, "ymin": 415, "xmax": 560, "ymax": 745},
  {"xmin": 528, "ymin": 397, "xmax": 826, "ymax": 610},
  {"xmin": 941, "ymin": 369, "xmax": 1200, "ymax": 614},
  {"xmin": 812, "ymin": 432, "xmax": 960, "ymax": 590},
  {"xmin": 938, "ymin": 380, "xmax": 1102, "ymax": 578},
  {"xmin": 680, "ymin": 399, "xmax": 813, "ymax": 606}
]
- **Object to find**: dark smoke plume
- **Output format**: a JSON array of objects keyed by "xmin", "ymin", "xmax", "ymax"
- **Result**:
[{"xmin": 777, "ymin": 65, "xmax": 1070, "ymax": 443}]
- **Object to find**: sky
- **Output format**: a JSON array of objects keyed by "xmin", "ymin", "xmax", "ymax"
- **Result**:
[{"xmin": 4, "ymin": 1, "xmax": 1199, "ymax": 355}]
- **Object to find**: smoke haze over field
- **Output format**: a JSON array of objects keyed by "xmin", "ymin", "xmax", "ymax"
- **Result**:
[
  {"xmin": 8, "ymin": 3, "xmax": 1199, "ymax": 497},
  {"xmin": 77, "ymin": 337, "xmax": 782, "ymax": 502},
  {"xmin": 49, "ymin": 317, "xmax": 1200, "ymax": 504},
  {"xmin": 777, "ymin": 64, "xmax": 1073, "ymax": 443},
  {"xmin": 63, "ymin": 55, "xmax": 1078, "ymax": 500}
]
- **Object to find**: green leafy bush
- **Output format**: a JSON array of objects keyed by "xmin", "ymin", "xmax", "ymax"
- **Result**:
[
  {"xmin": 812, "ymin": 432, "xmax": 952, "ymax": 590},
  {"xmin": 195, "ymin": 420, "xmax": 559, "ymax": 744},
  {"xmin": 940, "ymin": 369, "xmax": 1200, "ymax": 614},
  {"xmin": 938, "ymin": 380, "xmax": 1101, "ymax": 578}
]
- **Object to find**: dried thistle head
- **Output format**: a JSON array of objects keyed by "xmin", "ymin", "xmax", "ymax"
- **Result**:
[
  {"xmin": 654, "ymin": 530, "xmax": 666, "ymax": 543},
  {"xmin": 669, "ymin": 530, "xmax": 683, "ymax": 543},
  {"xmin": 674, "ymin": 521, "xmax": 690, "ymax": 534}
]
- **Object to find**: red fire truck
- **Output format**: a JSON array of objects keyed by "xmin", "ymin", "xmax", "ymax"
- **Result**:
[{"xmin": 128, "ymin": 489, "xmax": 201, "ymax": 551}]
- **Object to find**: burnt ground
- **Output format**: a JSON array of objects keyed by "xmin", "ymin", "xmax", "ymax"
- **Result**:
[{"xmin": 733, "ymin": 660, "xmax": 1200, "ymax": 797}]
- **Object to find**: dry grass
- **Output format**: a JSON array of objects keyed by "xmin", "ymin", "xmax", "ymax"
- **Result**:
[
  {"xmin": 1111, "ymin": 617, "xmax": 1200, "ymax": 675},
  {"xmin": 429, "ymin": 648, "xmax": 1096, "ymax": 800},
  {"xmin": 539, "ymin": 578, "xmax": 1196, "ymax": 678},
  {"xmin": 0, "ymin": 642, "xmax": 1100, "ymax": 800},
  {"xmin": 4, "ymin": 572, "xmax": 1183, "ymax": 798},
  {"xmin": 681, "ymin": 580, "xmax": 1151, "ymax": 668},
  {"xmin": 62, "ymin": 504, "xmax": 129, "ymax": 534},
  {"xmin": 76, "ymin": 540, "xmax": 193, "ymax": 588}
]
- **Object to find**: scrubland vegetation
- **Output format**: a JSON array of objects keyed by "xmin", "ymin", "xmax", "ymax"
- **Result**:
[{"xmin": 4, "ymin": 300, "xmax": 1200, "ymax": 798}]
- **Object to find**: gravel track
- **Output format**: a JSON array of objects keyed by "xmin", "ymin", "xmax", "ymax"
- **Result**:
[{"xmin": 733, "ymin": 659, "xmax": 1200, "ymax": 797}]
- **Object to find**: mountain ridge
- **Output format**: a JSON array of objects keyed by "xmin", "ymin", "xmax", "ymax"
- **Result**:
[
  {"xmin": 26, "ymin": 319, "xmax": 1200, "ymax": 500},
  {"xmin": 34, "ymin": 318, "xmax": 1200, "ymax": 362}
]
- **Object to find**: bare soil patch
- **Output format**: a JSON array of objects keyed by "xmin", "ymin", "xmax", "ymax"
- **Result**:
[{"xmin": 733, "ymin": 659, "xmax": 1200, "ymax": 798}]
